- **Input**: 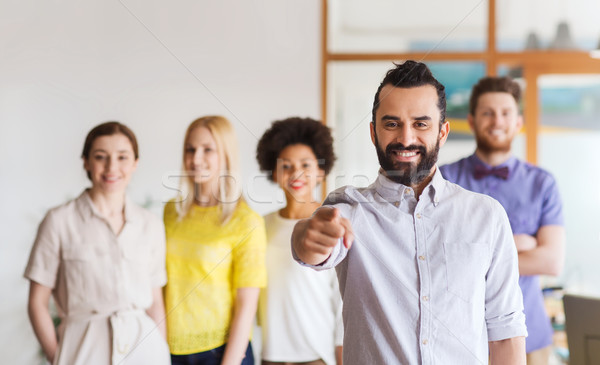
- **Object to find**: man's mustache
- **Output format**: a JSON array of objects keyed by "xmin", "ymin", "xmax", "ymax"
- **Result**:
[{"xmin": 385, "ymin": 143, "xmax": 426, "ymax": 155}]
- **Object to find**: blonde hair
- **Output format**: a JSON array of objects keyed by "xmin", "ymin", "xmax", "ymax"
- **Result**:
[{"xmin": 176, "ymin": 116, "xmax": 242, "ymax": 224}]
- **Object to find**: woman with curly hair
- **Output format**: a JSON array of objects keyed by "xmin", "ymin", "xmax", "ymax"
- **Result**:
[{"xmin": 256, "ymin": 117, "xmax": 343, "ymax": 365}]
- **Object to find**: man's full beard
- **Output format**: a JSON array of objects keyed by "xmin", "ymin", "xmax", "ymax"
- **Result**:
[{"xmin": 374, "ymin": 134, "xmax": 440, "ymax": 186}]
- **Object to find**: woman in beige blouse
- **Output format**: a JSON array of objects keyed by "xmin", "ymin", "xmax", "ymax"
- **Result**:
[{"xmin": 25, "ymin": 122, "xmax": 170, "ymax": 365}]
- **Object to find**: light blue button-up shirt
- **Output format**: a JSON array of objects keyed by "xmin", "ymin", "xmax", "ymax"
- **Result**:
[{"xmin": 294, "ymin": 168, "xmax": 526, "ymax": 364}]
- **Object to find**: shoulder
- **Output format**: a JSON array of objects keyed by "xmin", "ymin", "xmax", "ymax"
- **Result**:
[
  {"xmin": 162, "ymin": 198, "xmax": 180, "ymax": 221},
  {"xmin": 234, "ymin": 201, "xmax": 265, "ymax": 224},
  {"xmin": 514, "ymin": 159, "xmax": 559, "ymax": 191},
  {"xmin": 324, "ymin": 184, "xmax": 375, "ymax": 206},
  {"xmin": 263, "ymin": 211, "xmax": 279, "ymax": 225},
  {"xmin": 46, "ymin": 198, "xmax": 78, "ymax": 218},
  {"xmin": 42, "ymin": 194, "xmax": 83, "ymax": 226},
  {"xmin": 517, "ymin": 159, "xmax": 556, "ymax": 180},
  {"xmin": 128, "ymin": 200, "xmax": 163, "ymax": 226},
  {"xmin": 443, "ymin": 180, "xmax": 505, "ymax": 214},
  {"xmin": 439, "ymin": 157, "xmax": 471, "ymax": 179}
]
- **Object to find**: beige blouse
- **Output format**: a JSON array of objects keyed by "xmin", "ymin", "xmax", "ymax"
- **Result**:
[{"xmin": 24, "ymin": 191, "xmax": 170, "ymax": 365}]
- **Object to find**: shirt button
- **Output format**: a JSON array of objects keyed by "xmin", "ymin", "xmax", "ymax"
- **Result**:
[
  {"xmin": 416, "ymin": 213, "xmax": 422, "ymax": 219},
  {"xmin": 419, "ymin": 255, "xmax": 425, "ymax": 261},
  {"xmin": 422, "ymin": 296, "xmax": 429, "ymax": 301},
  {"xmin": 394, "ymin": 201, "xmax": 399, "ymax": 207},
  {"xmin": 422, "ymin": 339, "xmax": 428, "ymax": 345}
]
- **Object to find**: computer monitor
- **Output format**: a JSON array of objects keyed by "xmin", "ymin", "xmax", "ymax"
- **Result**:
[{"xmin": 563, "ymin": 294, "xmax": 600, "ymax": 365}]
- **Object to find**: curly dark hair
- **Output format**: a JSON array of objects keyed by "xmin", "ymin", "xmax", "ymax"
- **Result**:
[{"xmin": 256, "ymin": 117, "xmax": 336, "ymax": 182}]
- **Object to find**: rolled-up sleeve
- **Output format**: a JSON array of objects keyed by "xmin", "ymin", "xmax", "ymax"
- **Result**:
[{"xmin": 485, "ymin": 203, "xmax": 528, "ymax": 341}]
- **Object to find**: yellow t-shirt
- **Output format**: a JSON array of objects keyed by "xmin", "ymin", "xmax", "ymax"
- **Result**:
[{"xmin": 163, "ymin": 200, "xmax": 267, "ymax": 355}]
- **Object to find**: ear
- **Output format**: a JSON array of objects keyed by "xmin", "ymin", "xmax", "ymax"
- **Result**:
[
  {"xmin": 370, "ymin": 122, "xmax": 376, "ymax": 146},
  {"xmin": 438, "ymin": 120, "xmax": 450, "ymax": 148},
  {"xmin": 83, "ymin": 157, "xmax": 89, "ymax": 173},
  {"xmin": 316, "ymin": 168, "xmax": 325, "ymax": 184},
  {"xmin": 467, "ymin": 113, "xmax": 476, "ymax": 132},
  {"xmin": 132, "ymin": 158, "xmax": 139, "ymax": 172},
  {"xmin": 516, "ymin": 114, "xmax": 524, "ymax": 130},
  {"xmin": 271, "ymin": 168, "xmax": 278, "ymax": 184}
]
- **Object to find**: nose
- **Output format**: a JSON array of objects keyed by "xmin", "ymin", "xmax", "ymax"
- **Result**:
[
  {"xmin": 193, "ymin": 150, "xmax": 204, "ymax": 165},
  {"xmin": 106, "ymin": 156, "xmax": 117, "ymax": 172},
  {"xmin": 289, "ymin": 165, "xmax": 303, "ymax": 179},
  {"xmin": 396, "ymin": 124, "xmax": 417, "ymax": 147}
]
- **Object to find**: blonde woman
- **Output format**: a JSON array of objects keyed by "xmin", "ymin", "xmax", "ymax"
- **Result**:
[
  {"xmin": 164, "ymin": 116, "xmax": 266, "ymax": 365},
  {"xmin": 25, "ymin": 121, "xmax": 170, "ymax": 365}
]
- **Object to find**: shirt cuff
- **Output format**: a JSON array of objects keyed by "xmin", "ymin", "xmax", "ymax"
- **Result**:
[
  {"xmin": 291, "ymin": 240, "xmax": 343, "ymax": 271},
  {"xmin": 24, "ymin": 267, "xmax": 56, "ymax": 289},
  {"xmin": 487, "ymin": 310, "xmax": 528, "ymax": 341}
]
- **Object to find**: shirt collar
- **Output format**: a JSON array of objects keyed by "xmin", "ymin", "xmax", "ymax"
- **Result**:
[
  {"xmin": 375, "ymin": 166, "xmax": 444, "ymax": 206},
  {"xmin": 469, "ymin": 153, "xmax": 518, "ymax": 174},
  {"xmin": 76, "ymin": 189, "xmax": 138, "ymax": 223}
]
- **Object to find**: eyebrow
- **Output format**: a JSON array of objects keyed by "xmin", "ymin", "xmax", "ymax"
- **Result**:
[
  {"xmin": 185, "ymin": 142, "xmax": 214, "ymax": 147},
  {"xmin": 381, "ymin": 115, "xmax": 432, "ymax": 121},
  {"xmin": 279, "ymin": 158, "xmax": 315, "ymax": 162},
  {"xmin": 414, "ymin": 116, "xmax": 432, "ymax": 121},
  {"xmin": 91, "ymin": 149, "xmax": 132, "ymax": 154}
]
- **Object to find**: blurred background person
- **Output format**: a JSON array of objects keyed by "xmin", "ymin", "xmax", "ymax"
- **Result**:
[
  {"xmin": 164, "ymin": 116, "xmax": 266, "ymax": 365},
  {"xmin": 441, "ymin": 76, "xmax": 565, "ymax": 365},
  {"xmin": 25, "ymin": 121, "xmax": 170, "ymax": 365},
  {"xmin": 256, "ymin": 117, "xmax": 343, "ymax": 365}
]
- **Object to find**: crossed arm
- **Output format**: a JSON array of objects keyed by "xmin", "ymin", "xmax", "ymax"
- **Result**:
[{"xmin": 514, "ymin": 225, "xmax": 565, "ymax": 276}]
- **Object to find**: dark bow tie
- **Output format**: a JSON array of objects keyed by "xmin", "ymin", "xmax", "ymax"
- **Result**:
[{"xmin": 473, "ymin": 164, "xmax": 509, "ymax": 180}]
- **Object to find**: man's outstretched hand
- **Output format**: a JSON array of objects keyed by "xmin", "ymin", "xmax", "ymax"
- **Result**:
[{"xmin": 292, "ymin": 206, "xmax": 354, "ymax": 266}]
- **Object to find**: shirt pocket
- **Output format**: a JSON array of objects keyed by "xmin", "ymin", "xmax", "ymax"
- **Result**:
[
  {"xmin": 61, "ymin": 245, "xmax": 97, "ymax": 307},
  {"xmin": 443, "ymin": 241, "xmax": 489, "ymax": 303}
]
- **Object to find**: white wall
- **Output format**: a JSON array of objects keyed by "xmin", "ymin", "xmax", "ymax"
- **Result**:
[{"xmin": 0, "ymin": 1, "xmax": 320, "ymax": 363}]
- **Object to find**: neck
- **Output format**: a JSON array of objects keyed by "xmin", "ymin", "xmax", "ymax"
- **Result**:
[
  {"xmin": 385, "ymin": 167, "xmax": 435, "ymax": 201},
  {"xmin": 194, "ymin": 181, "xmax": 220, "ymax": 206},
  {"xmin": 87, "ymin": 188, "xmax": 125, "ymax": 217},
  {"xmin": 474, "ymin": 148, "xmax": 512, "ymax": 167},
  {"xmin": 280, "ymin": 198, "xmax": 321, "ymax": 219},
  {"xmin": 412, "ymin": 170, "xmax": 435, "ymax": 201}
]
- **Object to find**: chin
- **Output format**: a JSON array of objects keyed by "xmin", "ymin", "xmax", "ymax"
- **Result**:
[
  {"xmin": 289, "ymin": 189, "xmax": 312, "ymax": 201},
  {"xmin": 477, "ymin": 138, "xmax": 512, "ymax": 153}
]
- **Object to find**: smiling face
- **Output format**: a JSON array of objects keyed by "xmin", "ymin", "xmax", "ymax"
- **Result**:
[
  {"xmin": 469, "ymin": 92, "xmax": 522, "ymax": 154},
  {"xmin": 184, "ymin": 126, "xmax": 221, "ymax": 189},
  {"xmin": 273, "ymin": 144, "xmax": 324, "ymax": 203},
  {"xmin": 371, "ymin": 85, "xmax": 449, "ymax": 186},
  {"xmin": 83, "ymin": 133, "xmax": 138, "ymax": 194}
]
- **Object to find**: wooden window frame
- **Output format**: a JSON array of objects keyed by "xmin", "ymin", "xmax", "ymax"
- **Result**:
[{"xmin": 320, "ymin": 0, "xmax": 600, "ymax": 169}]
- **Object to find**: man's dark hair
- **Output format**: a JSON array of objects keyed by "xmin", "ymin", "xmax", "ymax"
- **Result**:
[
  {"xmin": 371, "ymin": 60, "xmax": 446, "ymax": 129},
  {"xmin": 469, "ymin": 76, "xmax": 521, "ymax": 115},
  {"xmin": 256, "ymin": 117, "xmax": 336, "ymax": 182}
]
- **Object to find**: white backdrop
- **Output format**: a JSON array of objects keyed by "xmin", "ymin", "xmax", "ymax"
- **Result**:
[{"xmin": 0, "ymin": 1, "xmax": 320, "ymax": 363}]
